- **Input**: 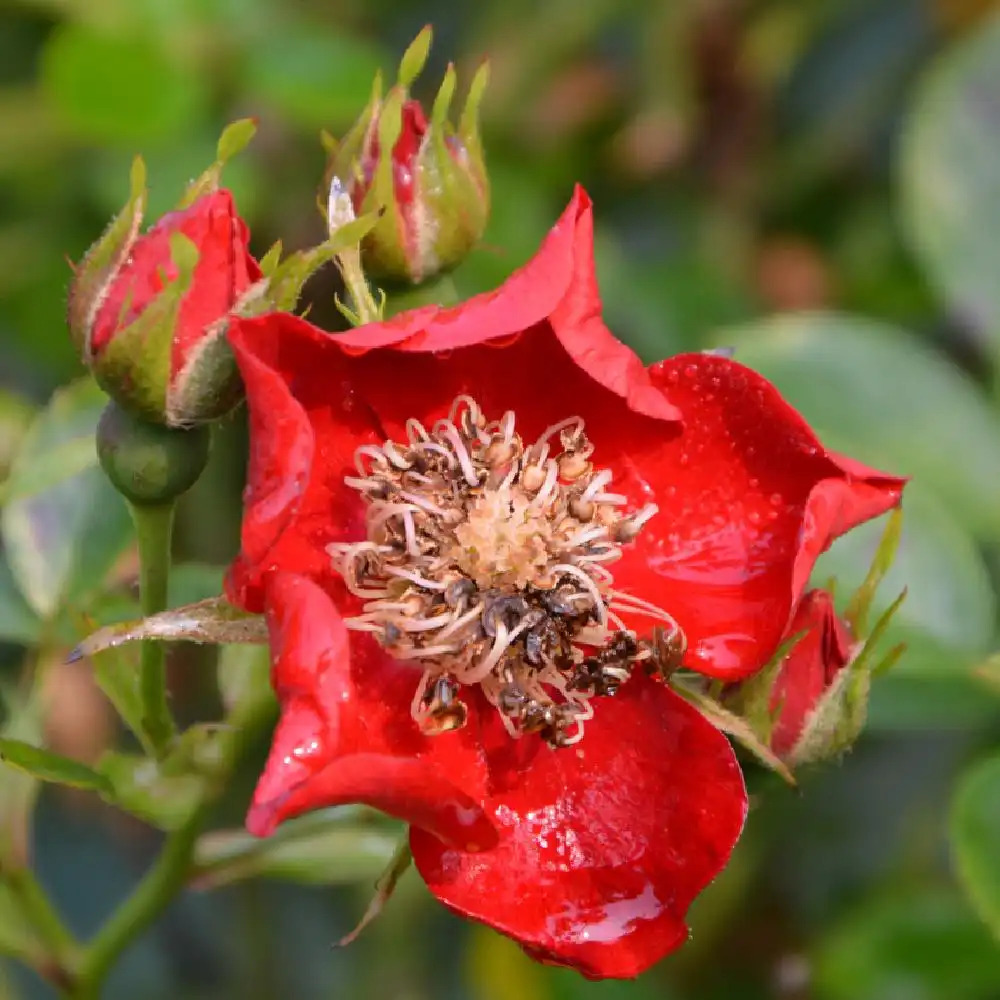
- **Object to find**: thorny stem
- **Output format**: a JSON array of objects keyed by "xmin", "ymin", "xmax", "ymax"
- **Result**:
[{"xmin": 128, "ymin": 500, "xmax": 178, "ymax": 757}]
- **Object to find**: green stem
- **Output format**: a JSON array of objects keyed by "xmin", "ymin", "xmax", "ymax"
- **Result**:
[
  {"xmin": 72, "ymin": 802, "xmax": 210, "ymax": 998},
  {"xmin": 4, "ymin": 867, "xmax": 79, "ymax": 986},
  {"xmin": 71, "ymin": 650, "xmax": 277, "ymax": 998},
  {"xmin": 337, "ymin": 247, "xmax": 383, "ymax": 325},
  {"xmin": 127, "ymin": 500, "xmax": 177, "ymax": 756}
]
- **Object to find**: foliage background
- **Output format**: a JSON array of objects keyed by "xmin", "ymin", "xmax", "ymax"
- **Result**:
[{"xmin": 1, "ymin": 0, "xmax": 1000, "ymax": 997}]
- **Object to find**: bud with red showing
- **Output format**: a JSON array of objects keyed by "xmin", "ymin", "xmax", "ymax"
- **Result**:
[
  {"xmin": 68, "ymin": 121, "xmax": 262, "ymax": 428},
  {"xmin": 727, "ymin": 508, "xmax": 907, "ymax": 770},
  {"xmin": 323, "ymin": 26, "xmax": 490, "ymax": 285}
]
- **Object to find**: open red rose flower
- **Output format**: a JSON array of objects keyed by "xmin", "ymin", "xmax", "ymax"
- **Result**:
[{"xmin": 224, "ymin": 187, "xmax": 904, "ymax": 978}]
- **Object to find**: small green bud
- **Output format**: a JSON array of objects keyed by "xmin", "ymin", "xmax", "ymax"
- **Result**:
[{"xmin": 97, "ymin": 400, "xmax": 210, "ymax": 505}]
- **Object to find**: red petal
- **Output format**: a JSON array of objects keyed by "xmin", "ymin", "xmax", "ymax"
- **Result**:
[
  {"xmin": 769, "ymin": 589, "xmax": 853, "ymax": 757},
  {"xmin": 325, "ymin": 186, "xmax": 676, "ymax": 424},
  {"xmin": 223, "ymin": 313, "xmax": 376, "ymax": 610},
  {"xmin": 411, "ymin": 676, "xmax": 747, "ymax": 979},
  {"xmin": 246, "ymin": 572, "xmax": 496, "ymax": 851},
  {"xmin": 94, "ymin": 190, "xmax": 260, "ymax": 366},
  {"xmin": 171, "ymin": 190, "xmax": 261, "ymax": 378},
  {"xmin": 226, "ymin": 187, "xmax": 678, "ymax": 607},
  {"xmin": 603, "ymin": 354, "xmax": 904, "ymax": 681}
]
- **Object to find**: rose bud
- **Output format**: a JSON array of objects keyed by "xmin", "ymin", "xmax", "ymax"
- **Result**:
[
  {"xmin": 323, "ymin": 25, "xmax": 489, "ymax": 285},
  {"xmin": 68, "ymin": 123, "xmax": 263, "ymax": 427}
]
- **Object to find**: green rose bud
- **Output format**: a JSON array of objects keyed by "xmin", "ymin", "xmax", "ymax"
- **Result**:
[{"xmin": 323, "ymin": 26, "xmax": 490, "ymax": 285}]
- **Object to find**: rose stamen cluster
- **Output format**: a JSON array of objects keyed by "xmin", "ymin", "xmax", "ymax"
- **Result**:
[{"xmin": 328, "ymin": 395, "xmax": 686, "ymax": 748}]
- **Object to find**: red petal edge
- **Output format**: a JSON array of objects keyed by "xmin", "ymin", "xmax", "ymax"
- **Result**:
[
  {"xmin": 604, "ymin": 354, "xmax": 905, "ymax": 681},
  {"xmin": 246, "ymin": 572, "xmax": 497, "ymax": 852},
  {"xmin": 411, "ymin": 676, "xmax": 748, "ymax": 980}
]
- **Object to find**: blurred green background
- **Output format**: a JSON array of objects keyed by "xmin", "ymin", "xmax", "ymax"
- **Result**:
[{"xmin": 2, "ymin": 0, "xmax": 1000, "ymax": 997}]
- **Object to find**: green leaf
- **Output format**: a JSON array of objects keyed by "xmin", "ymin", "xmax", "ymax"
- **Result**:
[
  {"xmin": 98, "ymin": 751, "xmax": 203, "ymax": 831},
  {"xmin": 815, "ymin": 887, "xmax": 1000, "ymax": 1000},
  {"xmin": 951, "ymin": 753, "xmax": 1000, "ymax": 941},
  {"xmin": 90, "ymin": 647, "xmax": 147, "ymax": 753},
  {"xmin": 339, "ymin": 836, "xmax": 412, "ymax": 946},
  {"xmin": 71, "ymin": 596, "xmax": 268, "ymax": 661},
  {"xmin": 722, "ymin": 312, "xmax": 1000, "ymax": 539},
  {"xmin": 0, "ymin": 389, "xmax": 35, "ymax": 482},
  {"xmin": 0, "ymin": 737, "xmax": 113, "ymax": 796},
  {"xmin": 397, "ymin": 25, "xmax": 432, "ymax": 88},
  {"xmin": 843, "ymin": 506, "xmax": 902, "ymax": 637},
  {"xmin": 0, "ymin": 883, "xmax": 44, "ymax": 965},
  {"xmin": 193, "ymin": 815, "xmax": 397, "ymax": 889},
  {"xmin": 0, "ymin": 692, "xmax": 43, "ymax": 868},
  {"xmin": 41, "ymin": 24, "xmax": 207, "ymax": 144},
  {"xmin": 216, "ymin": 642, "xmax": 272, "ymax": 716},
  {"xmin": 1, "ymin": 380, "xmax": 133, "ymax": 620},
  {"xmin": 216, "ymin": 117, "xmax": 258, "ymax": 165},
  {"xmin": 0, "ymin": 554, "xmax": 39, "ymax": 645},
  {"xmin": 900, "ymin": 11, "xmax": 1000, "ymax": 346}
]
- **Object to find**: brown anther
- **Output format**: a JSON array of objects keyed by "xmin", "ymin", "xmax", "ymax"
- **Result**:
[
  {"xmin": 568, "ymin": 497, "xmax": 595, "ymax": 522},
  {"xmin": 482, "ymin": 593, "xmax": 530, "ymax": 637},
  {"xmin": 445, "ymin": 577, "xmax": 477, "ymax": 607},
  {"xmin": 497, "ymin": 684, "xmax": 529, "ymax": 716},
  {"xmin": 521, "ymin": 700, "xmax": 556, "ymax": 733},
  {"xmin": 420, "ymin": 675, "xmax": 468, "ymax": 733},
  {"xmin": 543, "ymin": 705, "xmax": 582, "ymax": 747},
  {"xmin": 524, "ymin": 617, "xmax": 560, "ymax": 666},
  {"xmin": 558, "ymin": 453, "xmax": 590, "ymax": 481},
  {"xmin": 645, "ymin": 625, "xmax": 686, "ymax": 680},
  {"xmin": 332, "ymin": 394, "xmax": 673, "ymax": 753}
]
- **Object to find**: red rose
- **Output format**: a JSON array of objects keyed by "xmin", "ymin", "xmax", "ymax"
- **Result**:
[
  {"xmin": 225, "ymin": 187, "xmax": 903, "ymax": 977},
  {"xmin": 70, "ymin": 188, "xmax": 262, "ymax": 426}
]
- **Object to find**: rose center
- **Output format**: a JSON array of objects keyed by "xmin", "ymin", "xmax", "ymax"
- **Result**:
[{"xmin": 328, "ymin": 395, "xmax": 685, "ymax": 748}]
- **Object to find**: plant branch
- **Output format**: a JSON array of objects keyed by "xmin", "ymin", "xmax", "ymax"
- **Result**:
[{"xmin": 128, "ymin": 500, "xmax": 177, "ymax": 756}]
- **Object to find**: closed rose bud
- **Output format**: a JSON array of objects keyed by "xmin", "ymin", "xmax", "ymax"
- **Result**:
[
  {"xmin": 68, "ymin": 124, "xmax": 263, "ymax": 427},
  {"xmin": 324, "ymin": 26, "xmax": 489, "ymax": 285},
  {"xmin": 768, "ymin": 590, "xmax": 855, "ymax": 760},
  {"xmin": 725, "ymin": 508, "xmax": 906, "ymax": 771}
]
